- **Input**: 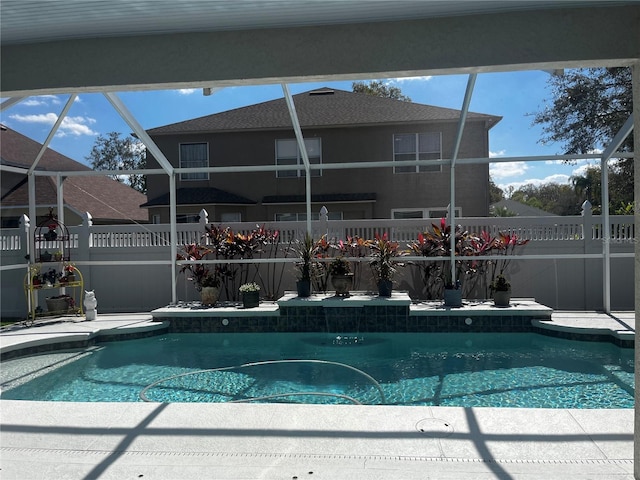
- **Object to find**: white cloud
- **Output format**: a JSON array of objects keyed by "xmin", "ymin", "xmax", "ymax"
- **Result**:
[
  {"xmin": 489, "ymin": 149, "xmax": 506, "ymax": 157},
  {"xmin": 571, "ymin": 162, "xmax": 599, "ymax": 177},
  {"xmin": 9, "ymin": 112, "xmax": 97, "ymax": 136},
  {"xmin": 489, "ymin": 161, "xmax": 528, "ymax": 179},
  {"xmin": 177, "ymin": 89, "xmax": 197, "ymax": 95},
  {"xmin": 20, "ymin": 95, "xmax": 62, "ymax": 107},
  {"xmin": 391, "ymin": 76, "xmax": 433, "ymax": 82}
]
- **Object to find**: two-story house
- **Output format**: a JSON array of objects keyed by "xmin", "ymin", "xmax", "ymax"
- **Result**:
[
  {"xmin": 1, "ymin": 125, "xmax": 148, "ymax": 227},
  {"xmin": 143, "ymin": 87, "xmax": 501, "ymax": 223}
]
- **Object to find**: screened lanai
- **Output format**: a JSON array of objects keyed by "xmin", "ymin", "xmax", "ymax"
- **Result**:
[{"xmin": 1, "ymin": 1, "xmax": 639, "ymax": 472}]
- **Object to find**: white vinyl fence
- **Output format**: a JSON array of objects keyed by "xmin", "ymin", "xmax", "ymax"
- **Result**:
[{"xmin": 0, "ymin": 207, "xmax": 634, "ymax": 319}]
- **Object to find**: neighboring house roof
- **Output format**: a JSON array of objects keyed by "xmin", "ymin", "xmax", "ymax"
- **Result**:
[
  {"xmin": 146, "ymin": 87, "xmax": 502, "ymax": 135},
  {"xmin": 490, "ymin": 198, "xmax": 557, "ymax": 217},
  {"xmin": 262, "ymin": 193, "xmax": 377, "ymax": 204},
  {"xmin": 141, "ymin": 187, "xmax": 256, "ymax": 207},
  {"xmin": 0, "ymin": 125, "xmax": 149, "ymax": 223}
]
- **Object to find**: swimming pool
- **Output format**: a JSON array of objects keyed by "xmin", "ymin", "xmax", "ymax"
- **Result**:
[{"xmin": 0, "ymin": 332, "xmax": 634, "ymax": 408}]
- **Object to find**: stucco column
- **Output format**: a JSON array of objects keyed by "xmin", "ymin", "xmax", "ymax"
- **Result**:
[{"xmin": 633, "ymin": 61, "xmax": 639, "ymax": 480}]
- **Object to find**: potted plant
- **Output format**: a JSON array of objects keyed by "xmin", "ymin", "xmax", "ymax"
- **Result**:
[
  {"xmin": 292, "ymin": 234, "xmax": 318, "ymax": 297},
  {"xmin": 329, "ymin": 256, "xmax": 353, "ymax": 296},
  {"xmin": 367, "ymin": 232, "xmax": 405, "ymax": 297},
  {"xmin": 176, "ymin": 243, "xmax": 221, "ymax": 306},
  {"xmin": 63, "ymin": 263, "xmax": 77, "ymax": 282},
  {"xmin": 490, "ymin": 274, "xmax": 511, "ymax": 307},
  {"xmin": 239, "ymin": 282, "xmax": 260, "ymax": 308}
]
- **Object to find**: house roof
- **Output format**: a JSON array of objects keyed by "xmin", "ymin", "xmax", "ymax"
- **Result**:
[
  {"xmin": 141, "ymin": 187, "xmax": 256, "ymax": 207},
  {"xmin": 262, "ymin": 193, "xmax": 377, "ymax": 204},
  {"xmin": 0, "ymin": 125, "xmax": 149, "ymax": 223},
  {"xmin": 146, "ymin": 88, "xmax": 502, "ymax": 135},
  {"xmin": 490, "ymin": 198, "xmax": 558, "ymax": 217}
]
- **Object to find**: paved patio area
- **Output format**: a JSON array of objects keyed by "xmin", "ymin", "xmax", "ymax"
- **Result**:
[{"xmin": 0, "ymin": 311, "xmax": 635, "ymax": 479}]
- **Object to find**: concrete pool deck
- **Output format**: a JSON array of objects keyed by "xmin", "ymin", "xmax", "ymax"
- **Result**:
[{"xmin": 0, "ymin": 310, "xmax": 635, "ymax": 479}]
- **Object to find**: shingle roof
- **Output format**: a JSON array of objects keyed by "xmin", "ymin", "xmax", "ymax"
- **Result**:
[
  {"xmin": 141, "ymin": 187, "xmax": 256, "ymax": 207},
  {"xmin": 1, "ymin": 126, "xmax": 149, "ymax": 223},
  {"xmin": 262, "ymin": 193, "xmax": 376, "ymax": 204},
  {"xmin": 146, "ymin": 87, "xmax": 502, "ymax": 134}
]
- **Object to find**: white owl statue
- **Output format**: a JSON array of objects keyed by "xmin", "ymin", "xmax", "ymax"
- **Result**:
[{"xmin": 84, "ymin": 290, "xmax": 97, "ymax": 320}]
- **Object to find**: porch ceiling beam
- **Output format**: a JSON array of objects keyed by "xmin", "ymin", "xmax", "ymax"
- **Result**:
[
  {"xmin": 103, "ymin": 92, "xmax": 174, "ymax": 175},
  {"xmin": 282, "ymin": 83, "xmax": 312, "ymax": 234},
  {"xmin": 28, "ymin": 94, "xmax": 76, "ymax": 174}
]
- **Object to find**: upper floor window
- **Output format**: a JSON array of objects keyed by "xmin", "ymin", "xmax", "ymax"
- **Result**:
[
  {"xmin": 180, "ymin": 143, "xmax": 209, "ymax": 181},
  {"xmin": 276, "ymin": 138, "xmax": 322, "ymax": 178},
  {"xmin": 393, "ymin": 133, "xmax": 441, "ymax": 173}
]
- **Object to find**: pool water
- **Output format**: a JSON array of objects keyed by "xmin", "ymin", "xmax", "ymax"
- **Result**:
[{"xmin": 0, "ymin": 333, "xmax": 634, "ymax": 408}]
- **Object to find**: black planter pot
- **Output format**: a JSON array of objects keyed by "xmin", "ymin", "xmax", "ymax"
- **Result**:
[
  {"xmin": 377, "ymin": 279, "xmax": 393, "ymax": 297},
  {"xmin": 242, "ymin": 290, "xmax": 260, "ymax": 308},
  {"xmin": 296, "ymin": 279, "xmax": 311, "ymax": 297},
  {"xmin": 443, "ymin": 288, "xmax": 462, "ymax": 307}
]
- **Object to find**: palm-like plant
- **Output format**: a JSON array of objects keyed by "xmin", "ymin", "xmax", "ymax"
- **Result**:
[{"xmin": 367, "ymin": 232, "xmax": 405, "ymax": 283}]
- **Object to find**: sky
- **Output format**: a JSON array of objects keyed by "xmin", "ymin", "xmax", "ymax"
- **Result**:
[{"xmin": 1, "ymin": 70, "xmax": 602, "ymax": 194}]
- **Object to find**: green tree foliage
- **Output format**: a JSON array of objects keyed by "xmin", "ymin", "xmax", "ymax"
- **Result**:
[
  {"xmin": 570, "ymin": 164, "xmax": 634, "ymax": 214},
  {"xmin": 532, "ymin": 67, "xmax": 633, "ymax": 212},
  {"xmin": 510, "ymin": 183, "xmax": 582, "ymax": 216},
  {"xmin": 533, "ymin": 67, "xmax": 632, "ymax": 154},
  {"xmin": 86, "ymin": 132, "xmax": 147, "ymax": 193},
  {"xmin": 352, "ymin": 80, "xmax": 411, "ymax": 102},
  {"xmin": 489, "ymin": 177, "xmax": 504, "ymax": 203}
]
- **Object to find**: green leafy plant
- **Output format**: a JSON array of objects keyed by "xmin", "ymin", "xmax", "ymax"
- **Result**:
[
  {"xmin": 329, "ymin": 256, "xmax": 351, "ymax": 276},
  {"xmin": 176, "ymin": 243, "xmax": 221, "ymax": 290},
  {"xmin": 490, "ymin": 274, "xmax": 511, "ymax": 292},
  {"xmin": 239, "ymin": 282, "xmax": 261, "ymax": 293},
  {"xmin": 367, "ymin": 232, "xmax": 406, "ymax": 283}
]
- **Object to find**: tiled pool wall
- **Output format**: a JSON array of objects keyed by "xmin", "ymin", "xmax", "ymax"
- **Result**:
[{"xmin": 166, "ymin": 304, "xmax": 549, "ymax": 334}]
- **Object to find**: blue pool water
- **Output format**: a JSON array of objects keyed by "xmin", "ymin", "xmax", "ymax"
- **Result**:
[{"xmin": 0, "ymin": 333, "xmax": 634, "ymax": 408}]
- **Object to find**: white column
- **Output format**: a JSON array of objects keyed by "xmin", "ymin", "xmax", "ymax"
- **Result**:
[{"xmin": 632, "ymin": 62, "xmax": 639, "ymax": 480}]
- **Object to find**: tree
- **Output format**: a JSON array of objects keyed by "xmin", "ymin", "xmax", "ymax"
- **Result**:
[
  {"xmin": 489, "ymin": 177, "xmax": 504, "ymax": 203},
  {"xmin": 352, "ymin": 80, "xmax": 411, "ymax": 101},
  {"xmin": 570, "ymin": 163, "xmax": 634, "ymax": 214},
  {"xmin": 86, "ymin": 132, "xmax": 147, "ymax": 193},
  {"xmin": 532, "ymin": 67, "xmax": 632, "ymax": 155},
  {"xmin": 532, "ymin": 68, "xmax": 633, "ymax": 211},
  {"xmin": 510, "ymin": 183, "xmax": 582, "ymax": 216}
]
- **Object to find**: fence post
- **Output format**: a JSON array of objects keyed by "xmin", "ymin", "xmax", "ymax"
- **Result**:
[
  {"xmin": 78, "ymin": 212, "xmax": 92, "ymax": 287},
  {"xmin": 319, "ymin": 206, "xmax": 328, "ymax": 238},
  {"xmin": 20, "ymin": 214, "xmax": 30, "ymax": 261}
]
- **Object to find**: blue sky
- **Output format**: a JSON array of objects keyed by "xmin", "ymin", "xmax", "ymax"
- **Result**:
[{"xmin": 1, "ymin": 70, "xmax": 600, "ymax": 194}]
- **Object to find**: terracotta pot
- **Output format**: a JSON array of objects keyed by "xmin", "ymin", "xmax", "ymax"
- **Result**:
[
  {"xmin": 331, "ymin": 273, "xmax": 354, "ymax": 296},
  {"xmin": 200, "ymin": 286, "xmax": 220, "ymax": 306}
]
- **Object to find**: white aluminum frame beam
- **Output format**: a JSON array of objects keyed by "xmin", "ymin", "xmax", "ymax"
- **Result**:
[
  {"xmin": 599, "ymin": 114, "xmax": 634, "ymax": 313},
  {"xmin": 282, "ymin": 83, "xmax": 313, "ymax": 235},
  {"xmin": 28, "ymin": 94, "xmax": 76, "ymax": 174},
  {"xmin": 448, "ymin": 73, "xmax": 477, "ymax": 286}
]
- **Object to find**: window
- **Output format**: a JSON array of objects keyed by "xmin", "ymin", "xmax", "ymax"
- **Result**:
[
  {"xmin": 392, "ymin": 207, "xmax": 461, "ymax": 219},
  {"xmin": 393, "ymin": 133, "xmax": 441, "ymax": 173},
  {"xmin": 275, "ymin": 211, "xmax": 342, "ymax": 221},
  {"xmin": 176, "ymin": 214, "xmax": 200, "ymax": 223},
  {"xmin": 179, "ymin": 143, "xmax": 208, "ymax": 180},
  {"xmin": 151, "ymin": 214, "xmax": 161, "ymax": 224},
  {"xmin": 220, "ymin": 212, "xmax": 241, "ymax": 222},
  {"xmin": 276, "ymin": 138, "xmax": 321, "ymax": 177}
]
